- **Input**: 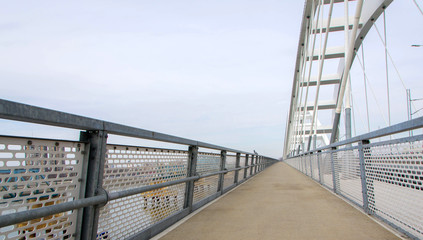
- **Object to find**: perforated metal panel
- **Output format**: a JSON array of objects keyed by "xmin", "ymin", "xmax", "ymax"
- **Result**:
[
  {"xmin": 304, "ymin": 155, "xmax": 311, "ymax": 177},
  {"xmin": 310, "ymin": 154, "xmax": 319, "ymax": 181},
  {"xmin": 333, "ymin": 149, "xmax": 363, "ymax": 206},
  {"xmin": 247, "ymin": 157, "xmax": 254, "ymax": 177},
  {"xmin": 320, "ymin": 152, "xmax": 334, "ymax": 189},
  {"xmin": 193, "ymin": 153, "xmax": 220, "ymax": 204},
  {"xmin": 365, "ymin": 140, "xmax": 423, "ymax": 238},
  {"xmin": 97, "ymin": 145, "xmax": 188, "ymax": 240},
  {"xmin": 196, "ymin": 153, "xmax": 220, "ymax": 175},
  {"xmin": 223, "ymin": 155, "xmax": 236, "ymax": 189},
  {"xmin": 238, "ymin": 155, "xmax": 245, "ymax": 181},
  {"xmin": 193, "ymin": 176, "xmax": 219, "ymax": 204},
  {"xmin": 0, "ymin": 136, "xmax": 84, "ymax": 240}
]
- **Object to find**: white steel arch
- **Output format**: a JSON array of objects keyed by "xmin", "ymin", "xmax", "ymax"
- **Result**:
[{"xmin": 284, "ymin": 0, "xmax": 393, "ymax": 158}]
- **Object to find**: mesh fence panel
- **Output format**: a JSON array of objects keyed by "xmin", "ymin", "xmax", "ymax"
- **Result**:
[
  {"xmin": 320, "ymin": 152, "xmax": 333, "ymax": 189},
  {"xmin": 223, "ymin": 155, "xmax": 236, "ymax": 189},
  {"xmin": 311, "ymin": 154, "xmax": 319, "ymax": 181},
  {"xmin": 238, "ymin": 155, "xmax": 246, "ymax": 181},
  {"xmin": 196, "ymin": 153, "xmax": 220, "ymax": 175},
  {"xmin": 97, "ymin": 145, "xmax": 188, "ymax": 239},
  {"xmin": 365, "ymin": 140, "xmax": 423, "ymax": 238},
  {"xmin": 333, "ymin": 149, "xmax": 363, "ymax": 206},
  {"xmin": 247, "ymin": 157, "xmax": 254, "ymax": 177},
  {"xmin": 0, "ymin": 137, "xmax": 84, "ymax": 240},
  {"xmin": 193, "ymin": 153, "xmax": 220, "ymax": 204},
  {"xmin": 305, "ymin": 155, "xmax": 311, "ymax": 176}
]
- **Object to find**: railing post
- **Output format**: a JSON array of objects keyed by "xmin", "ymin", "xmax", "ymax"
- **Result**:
[
  {"xmin": 309, "ymin": 153, "xmax": 313, "ymax": 178},
  {"xmin": 317, "ymin": 150, "xmax": 322, "ymax": 184},
  {"xmin": 244, "ymin": 154, "xmax": 249, "ymax": 179},
  {"xmin": 254, "ymin": 155, "xmax": 258, "ymax": 174},
  {"xmin": 250, "ymin": 155, "xmax": 254, "ymax": 176},
  {"xmin": 234, "ymin": 153, "xmax": 241, "ymax": 184},
  {"xmin": 184, "ymin": 145, "xmax": 198, "ymax": 212},
  {"xmin": 260, "ymin": 157, "xmax": 263, "ymax": 171},
  {"xmin": 330, "ymin": 147, "xmax": 338, "ymax": 193},
  {"xmin": 79, "ymin": 130, "xmax": 108, "ymax": 240},
  {"xmin": 218, "ymin": 150, "xmax": 226, "ymax": 194},
  {"xmin": 358, "ymin": 140, "xmax": 370, "ymax": 214}
]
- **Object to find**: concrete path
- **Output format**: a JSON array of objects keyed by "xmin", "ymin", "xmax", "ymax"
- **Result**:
[{"xmin": 158, "ymin": 162, "xmax": 401, "ymax": 240}]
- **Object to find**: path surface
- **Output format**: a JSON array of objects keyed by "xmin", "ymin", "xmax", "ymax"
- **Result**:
[{"xmin": 158, "ymin": 162, "xmax": 401, "ymax": 240}]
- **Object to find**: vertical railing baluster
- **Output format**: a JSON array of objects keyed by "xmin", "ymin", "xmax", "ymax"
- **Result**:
[
  {"xmin": 317, "ymin": 150, "xmax": 322, "ymax": 184},
  {"xmin": 331, "ymin": 147, "xmax": 338, "ymax": 193},
  {"xmin": 309, "ymin": 153, "xmax": 313, "ymax": 178},
  {"xmin": 234, "ymin": 153, "xmax": 241, "ymax": 184},
  {"xmin": 250, "ymin": 155, "xmax": 254, "ymax": 176},
  {"xmin": 184, "ymin": 145, "xmax": 198, "ymax": 212},
  {"xmin": 254, "ymin": 155, "xmax": 258, "ymax": 174},
  {"xmin": 79, "ymin": 130, "xmax": 108, "ymax": 240},
  {"xmin": 358, "ymin": 140, "xmax": 370, "ymax": 214},
  {"xmin": 244, "ymin": 154, "xmax": 249, "ymax": 179},
  {"xmin": 218, "ymin": 150, "xmax": 226, "ymax": 194},
  {"xmin": 260, "ymin": 157, "xmax": 263, "ymax": 171}
]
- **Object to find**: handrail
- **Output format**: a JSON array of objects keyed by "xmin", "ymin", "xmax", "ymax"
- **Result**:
[
  {"xmin": 0, "ymin": 161, "xmax": 268, "ymax": 228},
  {"xmin": 0, "ymin": 99, "xmax": 259, "ymax": 155},
  {"xmin": 291, "ymin": 116, "xmax": 423, "ymax": 157},
  {"xmin": 0, "ymin": 98, "xmax": 278, "ymax": 238}
]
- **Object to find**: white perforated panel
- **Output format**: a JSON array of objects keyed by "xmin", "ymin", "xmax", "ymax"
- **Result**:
[
  {"xmin": 193, "ymin": 176, "xmax": 219, "ymax": 204},
  {"xmin": 196, "ymin": 153, "xmax": 220, "ymax": 175},
  {"xmin": 319, "ymin": 152, "xmax": 334, "ymax": 189},
  {"xmin": 192, "ymin": 153, "xmax": 221, "ymax": 204},
  {"xmin": 333, "ymin": 149, "xmax": 363, "ymax": 206},
  {"xmin": 238, "ymin": 155, "xmax": 246, "ymax": 181},
  {"xmin": 310, "ymin": 154, "xmax": 319, "ymax": 181},
  {"xmin": 0, "ymin": 137, "xmax": 84, "ymax": 240},
  {"xmin": 97, "ymin": 145, "xmax": 188, "ymax": 240},
  {"xmin": 223, "ymin": 155, "xmax": 236, "ymax": 189},
  {"xmin": 365, "ymin": 140, "xmax": 423, "ymax": 238}
]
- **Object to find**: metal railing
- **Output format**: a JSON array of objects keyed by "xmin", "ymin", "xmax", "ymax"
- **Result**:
[
  {"xmin": 0, "ymin": 99, "xmax": 278, "ymax": 240},
  {"xmin": 285, "ymin": 116, "xmax": 423, "ymax": 240}
]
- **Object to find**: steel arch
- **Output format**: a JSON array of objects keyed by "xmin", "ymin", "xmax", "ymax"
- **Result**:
[{"xmin": 284, "ymin": 0, "xmax": 393, "ymax": 158}]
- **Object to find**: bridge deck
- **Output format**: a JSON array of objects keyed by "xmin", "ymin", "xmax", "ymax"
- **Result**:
[{"xmin": 156, "ymin": 162, "xmax": 401, "ymax": 240}]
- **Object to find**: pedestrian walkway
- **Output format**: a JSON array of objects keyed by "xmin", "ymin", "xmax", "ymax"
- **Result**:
[{"xmin": 157, "ymin": 162, "xmax": 402, "ymax": 240}]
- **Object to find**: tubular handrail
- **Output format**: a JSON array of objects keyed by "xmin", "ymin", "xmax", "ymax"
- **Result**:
[
  {"xmin": 0, "ymin": 98, "xmax": 279, "ymax": 238},
  {"xmin": 0, "ymin": 99, "xmax": 266, "ymax": 156},
  {"xmin": 0, "ymin": 161, "xmax": 271, "ymax": 228},
  {"xmin": 290, "ymin": 116, "xmax": 423, "ymax": 157}
]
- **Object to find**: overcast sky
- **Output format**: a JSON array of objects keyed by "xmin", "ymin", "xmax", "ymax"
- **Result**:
[{"xmin": 0, "ymin": 1, "xmax": 422, "ymax": 158}]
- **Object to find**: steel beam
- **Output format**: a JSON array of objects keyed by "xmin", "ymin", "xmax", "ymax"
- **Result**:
[
  {"xmin": 184, "ymin": 145, "xmax": 199, "ymax": 211},
  {"xmin": 79, "ymin": 130, "xmax": 108, "ymax": 240}
]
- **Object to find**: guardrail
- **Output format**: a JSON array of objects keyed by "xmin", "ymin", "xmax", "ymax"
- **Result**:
[
  {"xmin": 0, "ymin": 99, "xmax": 278, "ymax": 240},
  {"xmin": 285, "ymin": 117, "xmax": 423, "ymax": 240}
]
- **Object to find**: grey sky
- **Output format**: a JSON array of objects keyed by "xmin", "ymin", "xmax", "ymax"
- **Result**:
[{"xmin": 0, "ymin": 1, "xmax": 422, "ymax": 158}]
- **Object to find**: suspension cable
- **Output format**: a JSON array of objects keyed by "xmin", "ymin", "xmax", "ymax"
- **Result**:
[
  {"xmin": 361, "ymin": 44, "xmax": 371, "ymax": 132},
  {"xmin": 383, "ymin": 11, "xmax": 391, "ymax": 126},
  {"xmin": 372, "ymin": 23, "xmax": 419, "ymax": 113},
  {"xmin": 412, "ymin": 0, "xmax": 423, "ymax": 16},
  {"xmin": 354, "ymin": 51, "xmax": 389, "ymax": 126},
  {"xmin": 349, "ymin": 80, "xmax": 359, "ymax": 137}
]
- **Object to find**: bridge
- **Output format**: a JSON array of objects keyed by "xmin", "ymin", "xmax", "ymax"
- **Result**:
[{"xmin": 0, "ymin": 0, "xmax": 422, "ymax": 239}]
